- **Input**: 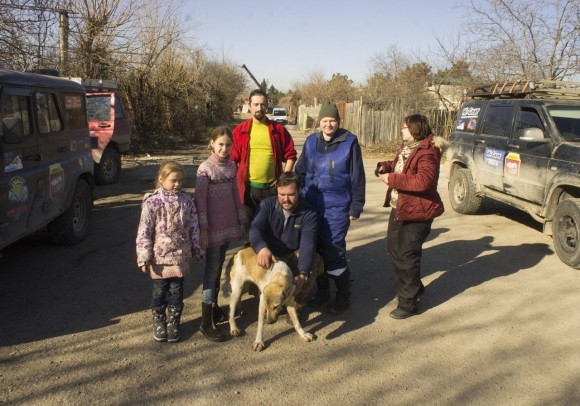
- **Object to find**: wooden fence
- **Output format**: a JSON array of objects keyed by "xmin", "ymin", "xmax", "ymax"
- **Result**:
[{"xmin": 300, "ymin": 100, "xmax": 457, "ymax": 146}]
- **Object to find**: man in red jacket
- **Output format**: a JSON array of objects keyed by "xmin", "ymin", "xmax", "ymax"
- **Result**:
[{"xmin": 230, "ymin": 89, "xmax": 296, "ymax": 224}]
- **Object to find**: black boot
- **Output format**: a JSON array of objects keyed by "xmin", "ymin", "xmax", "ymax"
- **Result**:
[
  {"xmin": 166, "ymin": 304, "xmax": 183, "ymax": 343},
  {"xmin": 327, "ymin": 276, "xmax": 351, "ymax": 315},
  {"xmin": 308, "ymin": 272, "xmax": 331, "ymax": 308},
  {"xmin": 212, "ymin": 285, "xmax": 226, "ymax": 324},
  {"xmin": 200, "ymin": 302, "xmax": 225, "ymax": 342},
  {"xmin": 152, "ymin": 305, "xmax": 167, "ymax": 342}
]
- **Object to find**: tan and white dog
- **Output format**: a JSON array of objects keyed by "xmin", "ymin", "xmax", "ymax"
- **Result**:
[{"xmin": 225, "ymin": 246, "xmax": 323, "ymax": 351}]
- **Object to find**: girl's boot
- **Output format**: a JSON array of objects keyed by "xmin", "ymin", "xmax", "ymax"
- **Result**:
[
  {"xmin": 212, "ymin": 285, "xmax": 226, "ymax": 324},
  {"xmin": 166, "ymin": 304, "xmax": 183, "ymax": 343},
  {"xmin": 200, "ymin": 302, "xmax": 225, "ymax": 342},
  {"xmin": 152, "ymin": 305, "xmax": 167, "ymax": 342}
]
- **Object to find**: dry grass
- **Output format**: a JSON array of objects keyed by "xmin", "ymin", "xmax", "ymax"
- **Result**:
[{"xmin": 361, "ymin": 141, "xmax": 400, "ymax": 159}]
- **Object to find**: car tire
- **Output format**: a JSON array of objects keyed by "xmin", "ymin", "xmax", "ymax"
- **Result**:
[
  {"xmin": 552, "ymin": 198, "xmax": 580, "ymax": 269},
  {"xmin": 95, "ymin": 147, "xmax": 121, "ymax": 185},
  {"xmin": 48, "ymin": 179, "xmax": 93, "ymax": 245},
  {"xmin": 449, "ymin": 167, "xmax": 483, "ymax": 214}
]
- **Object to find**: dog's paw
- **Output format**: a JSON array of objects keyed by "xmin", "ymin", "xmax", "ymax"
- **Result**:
[
  {"xmin": 253, "ymin": 340, "xmax": 265, "ymax": 351},
  {"xmin": 301, "ymin": 332, "xmax": 314, "ymax": 342},
  {"xmin": 230, "ymin": 328, "xmax": 242, "ymax": 337}
]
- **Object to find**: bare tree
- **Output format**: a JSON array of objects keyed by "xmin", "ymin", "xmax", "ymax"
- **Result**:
[
  {"xmin": 326, "ymin": 73, "xmax": 357, "ymax": 102},
  {"xmin": 364, "ymin": 45, "xmax": 437, "ymax": 111},
  {"xmin": 292, "ymin": 70, "xmax": 327, "ymax": 106},
  {"xmin": 462, "ymin": 0, "xmax": 579, "ymax": 81},
  {"xmin": 202, "ymin": 57, "xmax": 247, "ymax": 124},
  {"xmin": 66, "ymin": 0, "xmax": 142, "ymax": 78},
  {"xmin": 0, "ymin": 0, "xmax": 61, "ymax": 70}
]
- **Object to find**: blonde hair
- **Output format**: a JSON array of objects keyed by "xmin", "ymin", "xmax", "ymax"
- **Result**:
[{"xmin": 156, "ymin": 160, "xmax": 185, "ymax": 188}]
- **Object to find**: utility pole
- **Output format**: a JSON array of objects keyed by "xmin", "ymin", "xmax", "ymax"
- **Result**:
[{"xmin": 59, "ymin": 11, "xmax": 69, "ymax": 71}]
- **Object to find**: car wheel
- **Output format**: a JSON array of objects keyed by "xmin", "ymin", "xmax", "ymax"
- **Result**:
[
  {"xmin": 48, "ymin": 179, "xmax": 93, "ymax": 245},
  {"xmin": 95, "ymin": 147, "xmax": 121, "ymax": 185},
  {"xmin": 553, "ymin": 198, "xmax": 580, "ymax": 269},
  {"xmin": 449, "ymin": 167, "xmax": 482, "ymax": 214}
]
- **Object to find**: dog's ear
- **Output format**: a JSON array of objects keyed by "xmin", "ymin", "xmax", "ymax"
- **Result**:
[{"xmin": 283, "ymin": 284, "xmax": 296, "ymax": 305}]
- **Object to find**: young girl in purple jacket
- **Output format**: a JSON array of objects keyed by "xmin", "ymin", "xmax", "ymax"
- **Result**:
[
  {"xmin": 136, "ymin": 161, "xmax": 203, "ymax": 342},
  {"xmin": 195, "ymin": 126, "xmax": 247, "ymax": 341}
]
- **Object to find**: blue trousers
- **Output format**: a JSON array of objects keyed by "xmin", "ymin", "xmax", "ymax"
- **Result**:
[
  {"xmin": 151, "ymin": 277, "xmax": 184, "ymax": 308},
  {"xmin": 202, "ymin": 242, "xmax": 229, "ymax": 304}
]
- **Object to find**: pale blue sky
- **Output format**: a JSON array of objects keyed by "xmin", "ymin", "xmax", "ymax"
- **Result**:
[{"xmin": 184, "ymin": 0, "xmax": 465, "ymax": 91}]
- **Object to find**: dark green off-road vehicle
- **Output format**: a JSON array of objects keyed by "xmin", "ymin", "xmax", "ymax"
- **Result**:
[
  {"xmin": 447, "ymin": 81, "xmax": 580, "ymax": 269},
  {"xmin": 0, "ymin": 69, "xmax": 94, "ymax": 251}
]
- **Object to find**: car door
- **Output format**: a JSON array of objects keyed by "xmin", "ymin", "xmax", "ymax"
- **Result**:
[
  {"xmin": 0, "ymin": 86, "xmax": 41, "ymax": 245},
  {"xmin": 33, "ymin": 89, "xmax": 70, "ymax": 224},
  {"xmin": 473, "ymin": 104, "xmax": 515, "ymax": 191},
  {"xmin": 86, "ymin": 92, "xmax": 114, "ymax": 154},
  {"xmin": 503, "ymin": 105, "xmax": 551, "ymax": 204}
]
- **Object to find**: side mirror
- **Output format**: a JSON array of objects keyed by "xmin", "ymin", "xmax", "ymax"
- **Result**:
[
  {"xmin": 2, "ymin": 117, "xmax": 25, "ymax": 144},
  {"xmin": 519, "ymin": 127, "xmax": 545, "ymax": 141}
]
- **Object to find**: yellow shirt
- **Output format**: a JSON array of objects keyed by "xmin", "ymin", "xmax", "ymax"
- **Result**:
[{"xmin": 248, "ymin": 121, "xmax": 275, "ymax": 188}]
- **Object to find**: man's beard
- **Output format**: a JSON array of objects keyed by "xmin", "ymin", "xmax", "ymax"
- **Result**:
[{"xmin": 253, "ymin": 111, "xmax": 265, "ymax": 121}]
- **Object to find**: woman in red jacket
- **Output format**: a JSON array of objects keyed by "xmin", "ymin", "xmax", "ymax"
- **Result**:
[{"xmin": 375, "ymin": 114, "xmax": 447, "ymax": 319}]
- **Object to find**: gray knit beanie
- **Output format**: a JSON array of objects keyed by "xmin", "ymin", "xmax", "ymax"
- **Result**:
[{"xmin": 318, "ymin": 102, "xmax": 340, "ymax": 123}]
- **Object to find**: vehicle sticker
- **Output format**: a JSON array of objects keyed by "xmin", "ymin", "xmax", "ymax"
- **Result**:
[
  {"xmin": 484, "ymin": 148, "xmax": 505, "ymax": 168},
  {"xmin": 7, "ymin": 204, "xmax": 28, "ymax": 219},
  {"xmin": 8, "ymin": 176, "xmax": 28, "ymax": 202},
  {"xmin": 49, "ymin": 163, "xmax": 65, "ymax": 201},
  {"xmin": 505, "ymin": 152, "xmax": 521, "ymax": 176},
  {"xmin": 467, "ymin": 119, "xmax": 477, "ymax": 130},
  {"xmin": 456, "ymin": 120, "xmax": 466, "ymax": 130},
  {"xmin": 4, "ymin": 152, "xmax": 23, "ymax": 172},
  {"xmin": 65, "ymin": 95, "xmax": 82, "ymax": 109},
  {"xmin": 460, "ymin": 107, "xmax": 481, "ymax": 119}
]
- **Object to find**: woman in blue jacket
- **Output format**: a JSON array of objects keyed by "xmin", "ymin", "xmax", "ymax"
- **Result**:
[{"xmin": 295, "ymin": 102, "xmax": 366, "ymax": 314}]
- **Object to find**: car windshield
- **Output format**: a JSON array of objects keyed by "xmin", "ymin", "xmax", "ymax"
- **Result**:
[
  {"xmin": 548, "ymin": 106, "xmax": 580, "ymax": 141},
  {"xmin": 273, "ymin": 110, "xmax": 286, "ymax": 116}
]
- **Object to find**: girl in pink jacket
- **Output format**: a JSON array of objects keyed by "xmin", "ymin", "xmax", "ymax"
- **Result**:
[{"xmin": 136, "ymin": 161, "xmax": 202, "ymax": 343}]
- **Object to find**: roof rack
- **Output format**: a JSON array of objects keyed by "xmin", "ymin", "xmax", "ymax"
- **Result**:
[
  {"xmin": 66, "ymin": 77, "xmax": 118, "ymax": 91},
  {"xmin": 533, "ymin": 80, "xmax": 580, "ymax": 100},
  {"xmin": 466, "ymin": 80, "xmax": 580, "ymax": 100}
]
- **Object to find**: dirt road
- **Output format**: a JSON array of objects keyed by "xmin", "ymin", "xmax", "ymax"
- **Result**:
[{"xmin": 1, "ymin": 129, "xmax": 579, "ymax": 405}]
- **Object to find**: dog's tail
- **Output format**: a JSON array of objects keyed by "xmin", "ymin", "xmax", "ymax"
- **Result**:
[{"xmin": 221, "ymin": 252, "xmax": 236, "ymax": 298}]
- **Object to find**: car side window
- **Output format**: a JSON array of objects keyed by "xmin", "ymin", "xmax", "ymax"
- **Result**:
[
  {"xmin": 516, "ymin": 108, "xmax": 545, "ymax": 138},
  {"xmin": 35, "ymin": 92, "xmax": 63, "ymax": 134},
  {"xmin": 62, "ymin": 93, "xmax": 87, "ymax": 129},
  {"xmin": 481, "ymin": 106, "xmax": 515, "ymax": 137},
  {"xmin": 0, "ymin": 94, "xmax": 32, "ymax": 139}
]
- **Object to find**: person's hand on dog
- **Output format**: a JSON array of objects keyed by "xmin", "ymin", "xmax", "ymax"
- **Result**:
[{"xmin": 257, "ymin": 247, "xmax": 277, "ymax": 269}]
